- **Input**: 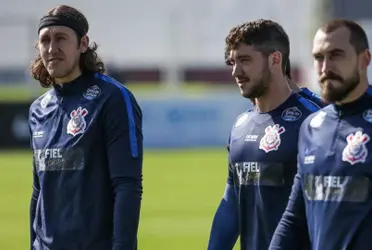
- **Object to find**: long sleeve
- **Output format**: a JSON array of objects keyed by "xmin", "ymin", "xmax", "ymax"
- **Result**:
[
  {"xmin": 30, "ymin": 159, "xmax": 40, "ymax": 250},
  {"xmin": 208, "ymin": 182, "xmax": 239, "ymax": 250},
  {"xmin": 269, "ymin": 173, "xmax": 309, "ymax": 250},
  {"xmin": 103, "ymin": 88, "xmax": 143, "ymax": 250},
  {"xmin": 208, "ymin": 141, "xmax": 239, "ymax": 250}
]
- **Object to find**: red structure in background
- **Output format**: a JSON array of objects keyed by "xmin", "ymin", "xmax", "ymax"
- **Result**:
[{"xmin": 108, "ymin": 65, "xmax": 303, "ymax": 85}]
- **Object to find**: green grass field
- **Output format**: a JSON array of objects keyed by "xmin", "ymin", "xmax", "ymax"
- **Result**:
[{"xmin": 0, "ymin": 149, "xmax": 240, "ymax": 250}]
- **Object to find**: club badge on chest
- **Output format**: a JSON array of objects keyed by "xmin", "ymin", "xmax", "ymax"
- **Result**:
[
  {"xmin": 259, "ymin": 124, "xmax": 286, "ymax": 153},
  {"xmin": 342, "ymin": 131, "xmax": 370, "ymax": 165},
  {"xmin": 67, "ymin": 107, "xmax": 89, "ymax": 136}
]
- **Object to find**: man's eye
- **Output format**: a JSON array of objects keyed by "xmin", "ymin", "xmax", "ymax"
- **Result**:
[
  {"xmin": 40, "ymin": 38, "xmax": 50, "ymax": 43},
  {"xmin": 226, "ymin": 60, "xmax": 234, "ymax": 66}
]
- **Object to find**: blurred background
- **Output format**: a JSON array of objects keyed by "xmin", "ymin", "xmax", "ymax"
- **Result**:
[{"xmin": 0, "ymin": 0, "xmax": 371, "ymax": 249}]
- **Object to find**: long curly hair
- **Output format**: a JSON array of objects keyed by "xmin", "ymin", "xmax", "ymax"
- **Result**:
[{"xmin": 30, "ymin": 5, "xmax": 105, "ymax": 88}]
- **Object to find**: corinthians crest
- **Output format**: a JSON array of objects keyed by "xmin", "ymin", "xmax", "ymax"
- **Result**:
[
  {"xmin": 342, "ymin": 131, "xmax": 370, "ymax": 165},
  {"xmin": 67, "ymin": 107, "xmax": 89, "ymax": 136},
  {"xmin": 259, "ymin": 124, "xmax": 286, "ymax": 153}
]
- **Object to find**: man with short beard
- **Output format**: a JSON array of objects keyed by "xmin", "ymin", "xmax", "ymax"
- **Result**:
[
  {"xmin": 269, "ymin": 19, "xmax": 372, "ymax": 250},
  {"xmin": 207, "ymin": 19, "xmax": 320, "ymax": 250},
  {"xmin": 250, "ymin": 59, "xmax": 324, "ymax": 107}
]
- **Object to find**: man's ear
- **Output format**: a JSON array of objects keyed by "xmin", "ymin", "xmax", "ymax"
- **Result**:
[
  {"xmin": 268, "ymin": 51, "xmax": 282, "ymax": 71},
  {"xmin": 361, "ymin": 49, "xmax": 371, "ymax": 68},
  {"xmin": 80, "ymin": 35, "xmax": 89, "ymax": 53}
]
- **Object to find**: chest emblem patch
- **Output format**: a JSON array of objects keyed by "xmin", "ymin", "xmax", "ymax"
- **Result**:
[
  {"xmin": 259, "ymin": 124, "xmax": 286, "ymax": 153},
  {"xmin": 281, "ymin": 106, "xmax": 302, "ymax": 121},
  {"xmin": 363, "ymin": 109, "xmax": 372, "ymax": 123},
  {"xmin": 67, "ymin": 107, "xmax": 89, "ymax": 136},
  {"xmin": 83, "ymin": 85, "xmax": 101, "ymax": 100},
  {"xmin": 342, "ymin": 131, "xmax": 370, "ymax": 165},
  {"xmin": 310, "ymin": 111, "xmax": 327, "ymax": 128}
]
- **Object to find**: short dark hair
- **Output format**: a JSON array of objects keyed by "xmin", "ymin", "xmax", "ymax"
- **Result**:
[
  {"xmin": 320, "ymin": 19, "xmax": 369, "ymax": 53},
  {"xmin": 30, "ymin": 5, "xmax": 105, "ymax": 88},
  {"xmin": 225, "ymin": 19, "xmax": 290, "ymax": 74},
  {"xmin": 285, "ymin": 58, "xmax": 291, "ymax": 79}
]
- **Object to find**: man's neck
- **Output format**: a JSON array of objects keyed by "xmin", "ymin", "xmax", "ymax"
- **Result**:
[
  {"xmin": 287, "ymin": 78, "xmax": 302, "ymax": 93},
  {"xmin": 255, "ymin": 77, "xmax": 292, "ymax": 113},
  {"xmin": 54, "ymin": 68, "xmax": 82, "ymax": 85},
  {"xmin": 336, "ymin": 79, "xmax": 369, "ymax": 105}
]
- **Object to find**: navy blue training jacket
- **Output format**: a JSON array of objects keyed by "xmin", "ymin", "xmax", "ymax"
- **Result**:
[
  {"xmin": 208, "ymin": 92, "xmax": 320, "ymax": 250},
  {"xmin": 270, "ymin": 86, "xmax": 372, "ymax": 250},
  {"xmin": 299, "ymin": 87, "xmax": 324, "ymax": 107},
  {"xmin": 29, "ymin": 73, "xmax": 143, "ymax": 250}
]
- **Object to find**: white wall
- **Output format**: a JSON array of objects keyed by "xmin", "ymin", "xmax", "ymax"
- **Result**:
[{"xmin": 2, "ymin": 0, "xmax": 320, "ymax": 87}]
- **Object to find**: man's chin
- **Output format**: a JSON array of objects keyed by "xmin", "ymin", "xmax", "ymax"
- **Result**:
[
  {"xmin": 323, "ymin": 80, "xmax": 344, "ymax": 89},
  {"xmin": 47, "ymin": 70, "xmax": 67, "ymax": 79},
  {"xmin": 241, "ymin": 91, "xmax": 254, "ymax": 99},
  {"xmin": 321, "ymin": 88, "xmax": 347, "ymax": 103}
]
